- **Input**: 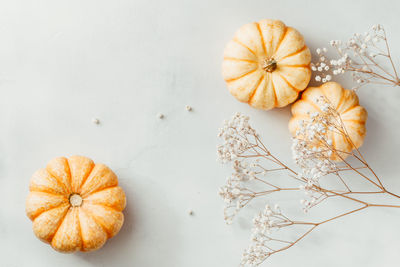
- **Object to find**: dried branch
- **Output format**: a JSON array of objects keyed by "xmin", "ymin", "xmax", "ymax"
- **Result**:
[
  {"xmin": 311, "ymin": 24, "xmax": 400, "ymax": 90},
  {"xmin": 217, "ymin": 111, "xmax": 400, "ymax": 266}
]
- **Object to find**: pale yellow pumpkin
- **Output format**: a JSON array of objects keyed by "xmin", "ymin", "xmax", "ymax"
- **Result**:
[
  {"xmin": 222, "ymin": 19, "xmax": 311, "ymax": 110},
  {"xmin": 289, "ymin": 82, "xmax": 367, "ymax": 161},
  {"xmin": 26, "ymin": 156, "xmax": 126, "ymax": 253}
]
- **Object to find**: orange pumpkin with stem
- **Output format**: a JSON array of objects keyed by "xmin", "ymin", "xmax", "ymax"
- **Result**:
[
  {"xmin": 222, "ymin": 19, "xmax": 311, "ymax": 110},
  {"xmin": 26, "ymin": 156, "xmax": 126, "ymax": 252}
]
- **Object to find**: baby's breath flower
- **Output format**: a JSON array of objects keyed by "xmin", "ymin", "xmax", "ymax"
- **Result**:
[
  {"xmin": 218, "ymin": 107, "xmax": 400, "ymax": 266},
  {"xmin": 312, "ymin": 24, "xmax": 400, "ymax": 90},
  {"xmin": 241, "ymin": 204, "xmax": 291, "ymax": 266},
  {"xmin": 291, "ymin": 97, "xmax": 339, "ymax": 211},
  {"xmin": 217, "ymin": 113, "xmax": 286, "ymax": 223}
]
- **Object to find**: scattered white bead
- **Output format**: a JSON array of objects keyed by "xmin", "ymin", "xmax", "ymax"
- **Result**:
[
  {"xmin": 92, "ymin": 118, "xmax": 100, "ymax": 125},
  {"xmin": 185, "ymin": 105, "xmax": 192, "ymax": 111},
  {"xmin": 157, "ymin": 113, "xmax": 164, "ymax": 119},
  {"xmin": 188, "ymin": 209, "xmax": 194, "ymax": 216}
]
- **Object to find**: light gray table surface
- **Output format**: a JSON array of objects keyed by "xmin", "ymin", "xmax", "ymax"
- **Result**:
[{"xmin": 1, "ymin": 0, "xmax": 400, "ymax": 266}]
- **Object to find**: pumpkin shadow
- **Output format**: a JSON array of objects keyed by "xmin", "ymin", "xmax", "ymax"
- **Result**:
[{"xmin": 75, "ymin": 170, "xmax": 181, "ymax": 266}]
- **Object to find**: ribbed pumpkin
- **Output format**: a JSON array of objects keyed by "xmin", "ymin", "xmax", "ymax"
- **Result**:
[
  {"xmin": 289, "ymin": 82, "xmax": 367, "ymax": 160},
  {"xmin": 222, "ymin": 19, "xmax": 311, "ymax": 110},
  {"xmin": 26, "ymin": 156, "xmax": 126, "ymax": 253}
]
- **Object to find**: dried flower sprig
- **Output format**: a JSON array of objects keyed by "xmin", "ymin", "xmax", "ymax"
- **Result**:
[
  {"xmin": 218, "ymin": 110, "xmax": 400, "ymax": 266},
  {"xmin": 217, "ymin": 113, "xmax": 299, "ymax": 224},
  {"xmin": 312, "ymin": 24, "xmax": 400, "ymax": 89}
]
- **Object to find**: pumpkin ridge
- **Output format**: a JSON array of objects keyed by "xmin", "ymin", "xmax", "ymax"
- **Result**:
[
  {"xmin": 84, "ymin": 200, "xmax": 123, "ymax": 213},
  {"xmin": 46, "ymin": 172, "xmax": 71, "ymax": 196},
  {"xmin": 247, "ymin": 74, "xmax": 265, "ymax": 103},
  {"xmin": 340, "ymin": 133, "xmax": 355, "ymax": 153},
  {"xmin": 31, "ymin": 169, "xmax": 69, "ymax": 196},
  {"xmin": 77, "ymin": 208, "xmax": 85, "ymax": 251},
  {"xmin": 75, "ymin": 161, "xmax": 95, "ymax": 194},
  {"xmin": 27, "ymin": 192, "xmax": 69, "ymax": 220},
  {"xmin": 277, "ymin": 73, "xmax": 301, "ymax": 92},
  {"xmin": 233, "ymin": 38, "xmax": 257, "ymax": 56},
  {"xmin": 335, "ymin": 91, "xmax": 346, "ymax": 112},
  {"xmin": 291, "ymin": 114, "xmax": 309, "ymax": 121},
  {"xmin": 256, "ymin": 22, "xmax": 266, "ymax": 56},
  {"xmin": 345, "ymin": 124, "xmax": 366, "ymax": 137},
  {"xmin": 344, "ymin": 120, "xmax": 366, "ymax": 127},
  {"xmin": 47, "ymin": 204, "xmax": 70, "ymax": 243},
  {"xmin": 29, "ymin": 189, "xmax": 66, "ymax": 197},
  {"xmin": 340, "ymin": 131, "xmax": 355, "ymax": 151},
  {"xmin": 271, "ymin": 75, "xmax": 278, "ymax": 106},
  {"xmin": 279, "ymin": 64, "xmax": 310, "ymax": 69},
  {"xmin": 225, "ymin": 68, "xmax": 258, "ymax": 83},
  {"xmin": 321, "ymin": 84, "xmax": 344, "ymax": 110},
  {"xmin": 30, "ymin": 200, "xmax": 69, "ymax": 221},
  {"xmin": 330, "ymin": 131, "xmax": 337, "ymax": 150},
  {"xmin": 341, "ymin": 105, "xmax": 359, "ymax": 115},
  {"xmin": 223, "ymin": 57, "xmax": 257, "ymax": 63},
  {"xmin": 303, "ymin": 98, "xmax": 322, "ymax": 113},
  {"xmin": 79, "ymin": 164, "xmax": 118, "ymax": 197},
  {"xmin": 46, "ymin": 157, "xmax": 73, "ymax": 194},
  {"xmin": 66, "ymin": 159, "xmax": 72, "ymax": 190},
  {"xmin": 68, "ymin": 156, "xmax": 95, "ymax": 193},
  {"xmin": 81, "ymin": 206, "xmax": 112, "ymax": 238},
  {"xmin": 71, "ymin": 207, "xmax": 83, "ymax": 251},
  {"xmin": 332, "ymin": 147, "xmax": 352, "ymax": 154},
  {"xmin": 82, "ymin": 184, "xmax": 119, "ymax": 199},
  {"xmin": 78, "ymin": 208, "xmax": 107, "ymax": 251},
  {"xmin": 274, "ymin": 26, "xmax": 289, "ymax": 55},
  {"xmin": 342, "ymin": 119, "xmax": 366, "ymax": 124},
  {"xmin": 277, "ymin": 45, "xmax": 307, "ymax": 61}
]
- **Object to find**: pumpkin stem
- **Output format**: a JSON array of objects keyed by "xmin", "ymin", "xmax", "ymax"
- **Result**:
[
  {"xmin": 69, "ymin": 193, "xmax": 83, "ymax": 207},
  {"xmin": 262, "ymin": 58, "xmax": 277, "ymax": 72}
]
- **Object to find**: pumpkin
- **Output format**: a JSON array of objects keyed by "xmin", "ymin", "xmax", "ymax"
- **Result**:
[
  {"xmin": 222, "ymin": 19, "xmax": 311, "ymax": 110},
  {"xmin": 26, "ymin": 156, "xmax": 126, "ymax": 253},
  {"xmin": 289, "ymin": 82, "xmax": 367, "ymax": 161}
]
